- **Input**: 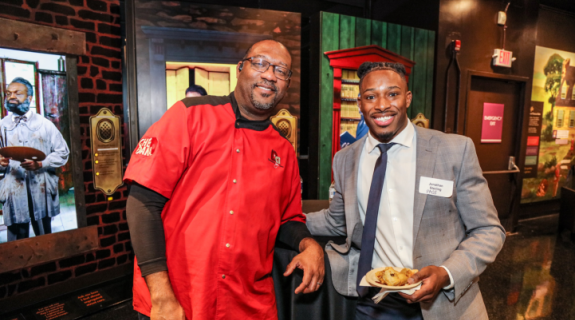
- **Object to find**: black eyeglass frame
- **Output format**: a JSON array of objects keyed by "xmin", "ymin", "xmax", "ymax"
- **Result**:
[{"xmin": 241, "ymin": 57, "xmax": 292, "ymax": 81}]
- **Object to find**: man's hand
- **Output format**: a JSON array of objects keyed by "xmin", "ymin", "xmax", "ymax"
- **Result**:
[
  {"xmin": 0, "ymin": 156, "xmax": 10, "ymax": 167},
  {"xmin": 145, "ymin": 271, "xmax": 185, "ymax": 320},
  {"xmin": 283, "ymin": 237, "xmax": 325, "ymax": 294},
  {"xmin": 21, "ymin": 159, "xmax": 41, "ymax": 171},
  {"xmin": 398, "ymin": 266, "xmax": 450, "ymax": 303}
]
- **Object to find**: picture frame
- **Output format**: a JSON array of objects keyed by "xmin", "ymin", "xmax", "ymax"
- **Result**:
[{"xmin": 0, "ymin": 18, "xmax": 95, "ymax": 273}]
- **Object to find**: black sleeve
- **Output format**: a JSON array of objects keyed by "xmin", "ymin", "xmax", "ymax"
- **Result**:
[
  {"xmin": 126, "ymin": 182, "xmax": 169, "ymax": 277},
  {"xmin": 276, "ymin": 221, "xmax": 313, "ymax": 252}
]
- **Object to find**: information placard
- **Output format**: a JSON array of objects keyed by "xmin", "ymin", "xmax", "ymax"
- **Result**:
[
  {"xmin": 524, "ymin": 101, "xmax": 544, "ymax": 178},
  {"xmin": 90, "ymin": 108, "xmax": 123, "ymax": 195},
  {"xmin": 481, "ymin": 103, "xmax": 504, "ymax": 143}
]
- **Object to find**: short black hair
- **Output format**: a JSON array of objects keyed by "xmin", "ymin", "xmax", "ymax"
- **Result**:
[
  {"xmin": 185, "ymin": 85, "xmax": 207, "ymax": 96},
  {"xmin": 357, "ymin": 62, "xmax": 408, "ymax": 89},
  {"xmin": 10, "ymin": 77, "xmax": 34, "ymax": 98}
]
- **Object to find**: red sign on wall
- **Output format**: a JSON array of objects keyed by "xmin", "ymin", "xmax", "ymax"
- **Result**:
[{"xmin": 481, "ymin": 103, "xmax": 504, "ymax": 143}]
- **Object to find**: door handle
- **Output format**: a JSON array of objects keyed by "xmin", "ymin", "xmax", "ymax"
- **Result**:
[{"xmin": 483, "ymin": 156, "xmax": 520, "ymax": 175}]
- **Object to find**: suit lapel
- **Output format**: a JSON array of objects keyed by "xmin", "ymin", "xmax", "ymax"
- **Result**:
[
  {"xmin": 412, "ymin": 127, "xmax": 438, "ymax": 244},
  {"xmin": 345, "ymin": 136, "xmax": 366, "ymax": 243}
]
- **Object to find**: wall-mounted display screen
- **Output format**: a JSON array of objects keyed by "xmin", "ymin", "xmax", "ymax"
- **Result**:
[{"xmin": 0, "ymin": 48, "xmax": 77, "ymax": 243}]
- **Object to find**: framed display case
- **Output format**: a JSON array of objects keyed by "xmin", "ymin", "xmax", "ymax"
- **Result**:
[{"xmin": 324, "ymin": 45, "xmax": 415, "ymax": 159}]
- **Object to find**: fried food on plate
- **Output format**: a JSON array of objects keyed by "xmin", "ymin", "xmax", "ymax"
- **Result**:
[{"xmin": 375, "ymin": 267, "xmax": 416, "ymax": 286}]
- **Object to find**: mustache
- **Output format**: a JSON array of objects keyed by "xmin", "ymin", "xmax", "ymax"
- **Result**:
[{"xmin": 6, "ymin": 100, "xmax": 20, "ymax": 106}]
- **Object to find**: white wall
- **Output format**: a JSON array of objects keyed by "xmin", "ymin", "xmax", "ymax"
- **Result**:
[{"xmin": 0, "ymin": 48, "xmax": 63, "ymax": 71}]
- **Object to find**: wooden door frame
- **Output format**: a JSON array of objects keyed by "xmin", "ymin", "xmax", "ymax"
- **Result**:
[{"xmin": 462, "ymin": 70, "xmax": 530, "ymax": 232}]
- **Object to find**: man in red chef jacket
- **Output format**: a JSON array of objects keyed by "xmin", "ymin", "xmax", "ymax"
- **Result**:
[{"xmin": 124, "ymin": 40, "xmax": 325, "ymax": 320}]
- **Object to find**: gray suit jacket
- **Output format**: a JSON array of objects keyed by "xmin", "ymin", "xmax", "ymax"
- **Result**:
[{"xmin": 306, "ymin": 126, "xmax": 505, "ymax": 320}]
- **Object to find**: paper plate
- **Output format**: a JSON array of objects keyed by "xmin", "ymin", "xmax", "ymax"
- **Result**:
[
  {"xmin": 365, "ymin": 267, "xmax": 421, "ymax": 290},
  {"xmin": 0, "ymin": 146, "xmax": 47, "ymax": 162}
]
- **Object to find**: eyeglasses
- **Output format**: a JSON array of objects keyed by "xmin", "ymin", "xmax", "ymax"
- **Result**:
[{"xmin": 242, "ymin": 57, "xmax": 292, "ymax": 81}]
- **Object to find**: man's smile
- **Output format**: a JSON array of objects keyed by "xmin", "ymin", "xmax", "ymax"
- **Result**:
[
  {"xmin": 372, "ymin": 113, "xmax": 396, "ymax": 127},
  {"xmin": 254, "ymin": 83, "xmax": 276, "ymax": 94}
]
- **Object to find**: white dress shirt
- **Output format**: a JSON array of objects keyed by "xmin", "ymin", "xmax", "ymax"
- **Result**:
[
  {"xmin": 357, "ymin": 120, "xmax": 454, "ymax": 288},
  {"xmin": 11, "ymin": 109, "xmax": 33, "ymax": 123}
]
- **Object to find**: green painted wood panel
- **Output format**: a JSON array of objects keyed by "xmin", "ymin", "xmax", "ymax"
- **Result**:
[
  {"xmin": 319, "ymin": 12, "xmax": 339, "ymax": 199},
  {"xmin": 371, "ymin": 20, "xmax": 387, "ymax": 48},
  {"xmin": 400, "ymin": 25, "xmax": 414, "ymax": 60},
  {"xmin": 400, "ymin": 26, "xmax": 414, "ymax": 118},
  {"xmin": 425, "ymin": 30, "xmax": 435, "ymax": 120},
  {"xmin": 339, "ymin": 15, "xmax": 355, "ymax": 49},
  {"xmin": 411, "ymin": 28, "xmax": 428, "ymax": 119},
  {"xmin": 386, "ymin": 23, "xmax": 401, "ymax": 54},
  {"xmin": 355, "ymin": 18, "xmax": 371, "ymax": 47}
]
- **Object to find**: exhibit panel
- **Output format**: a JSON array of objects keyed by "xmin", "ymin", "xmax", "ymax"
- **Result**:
[{"xmin": 521, "ymin": 46, "xmax": 575, "ymax": 205}]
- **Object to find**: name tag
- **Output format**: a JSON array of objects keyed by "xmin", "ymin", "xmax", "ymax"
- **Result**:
[{"xmin": 419, "ymin": 176, "xmax": 454, "ymax": 197}]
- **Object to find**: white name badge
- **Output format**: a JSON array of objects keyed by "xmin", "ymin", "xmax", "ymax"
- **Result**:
[{"xmin": 419, "ymin": 176, "xmax": 454, "ymax": 197}]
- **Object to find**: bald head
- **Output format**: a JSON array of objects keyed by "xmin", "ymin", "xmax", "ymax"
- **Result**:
[{"xmin": 243, "ymin": 40, "xmax": 291, "ymax": 63}]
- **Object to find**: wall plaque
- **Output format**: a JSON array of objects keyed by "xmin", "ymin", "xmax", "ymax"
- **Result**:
[
  {"xmin": 90, "ymin": 108, "xmax": 123, "ymax": 195},
  {"xmin": 270, "ymin": 109, "xmax": 298, "ymax": 152}
]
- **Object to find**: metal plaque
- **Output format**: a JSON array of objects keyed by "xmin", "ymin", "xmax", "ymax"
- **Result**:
[
  {"xmin": 270, "ymin": 109, "xmax": 298, "ymax": 152},
  {"xmin": 411, "ymin": 113, "xmax": 430, "ymax": 128},
  {"xmin": 90, "ymin": 108, "xmax": 123, "ymax": 195}
]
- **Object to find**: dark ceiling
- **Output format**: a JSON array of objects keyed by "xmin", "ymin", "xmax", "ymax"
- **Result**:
[{"xmin": 540, "ymin": 0, "xmax": 575, "ymax": 13}]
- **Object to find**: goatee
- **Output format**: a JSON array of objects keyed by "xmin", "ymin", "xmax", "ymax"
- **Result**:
[
  {"xmin": 375, "ymin": 131, "xmax": 395, "ymax": 143},
  {"xmin": 250, "ymin": 81, "xmax": 278, "ymax": 110}
]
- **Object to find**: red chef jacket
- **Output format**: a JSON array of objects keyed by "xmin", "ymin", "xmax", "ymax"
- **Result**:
[{"xmin": 124, "ymin": 93, "xmax": 304, "ymax": 319}]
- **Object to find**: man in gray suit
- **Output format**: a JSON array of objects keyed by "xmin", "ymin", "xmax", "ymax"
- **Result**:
[{"xmin": 306, "ymin": 62, "xmax": 505, "ymax": 320}]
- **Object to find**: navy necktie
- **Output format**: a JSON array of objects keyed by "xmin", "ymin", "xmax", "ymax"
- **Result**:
[{"xmin": 357, "ymin": 143, "xmax": 395, "ymax": 297}]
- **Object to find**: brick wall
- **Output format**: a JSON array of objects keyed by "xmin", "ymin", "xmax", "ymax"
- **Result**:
[{"xmin": 0, "ymin": 0, "xmax": 132, "ymax": 299}]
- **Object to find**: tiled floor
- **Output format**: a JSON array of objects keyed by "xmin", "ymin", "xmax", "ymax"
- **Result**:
[
  {"xmin": 480, "ymin": 214, "xmax": 574, "ymax": 320},
  {"xmin": 84, "ymin": 214, "xmax": 573, "ymax": 320}
]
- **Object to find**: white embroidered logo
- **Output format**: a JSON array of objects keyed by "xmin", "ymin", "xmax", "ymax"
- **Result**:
[{"xmin": 135, "ymin": 137, "xmax": 156, "ymax": 156}]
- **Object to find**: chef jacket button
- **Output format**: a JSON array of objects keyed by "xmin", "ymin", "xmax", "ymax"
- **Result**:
[
  {"xmin": 233, "ymin": 179, "xmax": 237, "ymax": 183},
  {"xmin": 230, "ymin": 210, "xmax": 234, "ymax": 214},
  {"xmin": 226, "ymin": 243, "xmax": 230, "ymax": 248},
  {"xmin": 236, "ymin": 149, "xmax": 240, "ymax": 153},
  {"xmin": 222, "ymin": 274, "xmax": 226, "ymax": 279}
]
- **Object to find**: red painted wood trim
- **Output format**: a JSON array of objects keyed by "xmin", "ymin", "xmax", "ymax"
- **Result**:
[{"xmin": 332, "ymin": 67, "xmax": 342, "ymax": 170}]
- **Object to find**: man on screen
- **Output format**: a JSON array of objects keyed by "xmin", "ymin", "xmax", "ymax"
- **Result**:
[
  {"xmin": 125, "ymin": 40, "xmax": 324, "ymax": 320},
  {"xmin": 0, "ymin": 77, "xmax": 69, "ymax": 241}
]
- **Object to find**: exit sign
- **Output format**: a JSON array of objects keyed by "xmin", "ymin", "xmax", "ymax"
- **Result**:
[{"xmin": 492, "ymin": 49, "xmax": 514, "ymax": 68}]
